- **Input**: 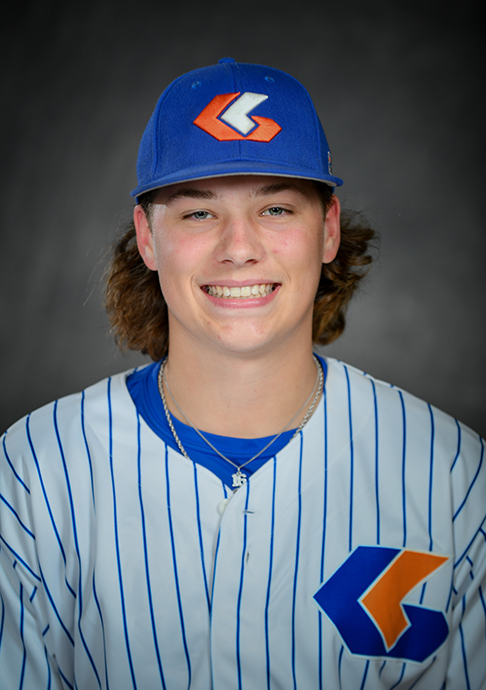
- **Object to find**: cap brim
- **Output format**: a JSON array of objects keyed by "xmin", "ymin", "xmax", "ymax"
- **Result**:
[{"xmin": 131, "ymin": 161, "xmax": 343, "ymax": 201}]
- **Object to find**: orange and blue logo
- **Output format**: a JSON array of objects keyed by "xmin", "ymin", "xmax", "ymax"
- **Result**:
[
  {"xmin": 314, "ymin": 546, "xmax": 449, "ymax": 663},
  {"xmin": 193, "ymin": 92, "xmax": 282, "ymax": 142}
]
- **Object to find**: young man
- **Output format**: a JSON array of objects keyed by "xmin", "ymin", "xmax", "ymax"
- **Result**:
[{"xmin": 0, "ymin": 59, "xmax": 484, "ymax": 690}]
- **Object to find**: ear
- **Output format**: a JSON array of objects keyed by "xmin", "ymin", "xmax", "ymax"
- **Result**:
[
  {"xmin": 134, "ymin": 204, "xmax": 157, "ymax": 271},
  {"xmin": 322, "ymin": 195, "xmax": 341, "ymax": 264}
]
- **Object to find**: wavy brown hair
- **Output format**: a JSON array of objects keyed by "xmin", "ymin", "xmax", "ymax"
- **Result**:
[{"xmin": 105, "ymin": 183, "xmax": 376, "ymax": 361}]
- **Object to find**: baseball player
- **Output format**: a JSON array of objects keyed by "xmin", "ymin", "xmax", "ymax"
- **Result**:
[{"xmin": 1, "ymin": 58, "xmax": 485, "ymax": 690}]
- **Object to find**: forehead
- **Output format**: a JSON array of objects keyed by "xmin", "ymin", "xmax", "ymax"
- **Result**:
[{"xmin": 152, "ymin": 175, "xmax": 320, "ymax": 205}]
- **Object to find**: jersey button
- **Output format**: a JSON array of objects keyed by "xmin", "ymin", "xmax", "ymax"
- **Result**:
[{"xmin": 218, "ymin": 497, "xmax": 232, "ymax": 514}]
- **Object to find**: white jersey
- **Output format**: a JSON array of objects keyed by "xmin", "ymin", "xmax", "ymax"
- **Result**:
[{"xmin": 0, "ymin": 357, "xmax": 485, "ymax": 689}]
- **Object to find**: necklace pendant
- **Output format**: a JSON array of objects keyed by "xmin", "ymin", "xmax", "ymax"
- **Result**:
[{"xmin": 232, "ymin": 469, "xmax": 247, "ymax": 488}]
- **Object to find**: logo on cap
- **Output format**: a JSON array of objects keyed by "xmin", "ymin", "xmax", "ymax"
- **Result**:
[{"xmin": 194, "ymin": 92, "xmax": 281, "ymax": 142}]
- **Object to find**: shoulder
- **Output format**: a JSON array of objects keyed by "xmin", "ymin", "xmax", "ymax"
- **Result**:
[
  {"xmin": 1, "ymin": 369, "xmax": 138, "ymax": 478},
  {"xmin": 326, "ymin": 358, "xmax": 481, "ymax": 446},
  {"xmin": 322, "ymin": 356, "xmax": 485, "ymax": 571},
  {"xmin": 320, "ymin": 358, "xmax": 486, "ymax": 494}
]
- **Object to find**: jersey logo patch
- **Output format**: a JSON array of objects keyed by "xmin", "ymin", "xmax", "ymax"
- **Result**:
[
  {"xmin": 313, "ymin": 546, "xmax": 449, "ymax": 663},
  {"xmin": 193, "ymin": 92, "xmax": 282, "ymax": 142}
]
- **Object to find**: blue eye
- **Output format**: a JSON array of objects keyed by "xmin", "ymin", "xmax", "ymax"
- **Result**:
[
  {"xmin": 263, "ymin": 206, "xmax": 286, "ymax": 216},
  {"xmin": 189, "ymin": 210, "xmax": 212, "ymax": 220}
]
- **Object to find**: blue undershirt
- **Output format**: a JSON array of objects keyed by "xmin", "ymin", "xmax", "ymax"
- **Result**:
[{"xmin": 126, "ymin": 356, "xmax": 327, "ymax": 489}]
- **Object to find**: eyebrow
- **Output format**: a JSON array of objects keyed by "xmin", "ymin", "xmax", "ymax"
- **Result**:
[
  {"xmin": 253, "ymin": 182, "xmax": 311, "ymax": 199},
  {"xmin": 159, "ymin": 188, "xmax": 217, "ymax": 205},
  {"xmin": 158, "ymin": 180, "xmax": 312, "ymax": 206}
]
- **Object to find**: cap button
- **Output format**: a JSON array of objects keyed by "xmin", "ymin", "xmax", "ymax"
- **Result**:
[{"xmin": 218, "ymin": 57, "xmax": 236, "ymax": 64}]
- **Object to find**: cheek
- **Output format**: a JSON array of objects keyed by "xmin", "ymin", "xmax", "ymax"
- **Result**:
[
  {"xmin": 154, "ymin": 234, "xmax": 189, "ymax": 270},
  {"xmin": 153, "ymin": 234, "xmax": 211, "ymax": 294},
  {"xmin": 272, "ymin": 229, "xmax": 324, "ymax": 273}
]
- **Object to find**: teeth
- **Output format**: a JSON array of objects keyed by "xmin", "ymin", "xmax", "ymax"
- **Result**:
[{"xmin": 205, "ymin": 283, "xmax": 276, "ymax": 299}]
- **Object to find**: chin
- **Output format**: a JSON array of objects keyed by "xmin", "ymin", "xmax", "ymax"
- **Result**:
[{"xmin": 204, "ymin": 328, "xmax": 292, "ymax": 358}]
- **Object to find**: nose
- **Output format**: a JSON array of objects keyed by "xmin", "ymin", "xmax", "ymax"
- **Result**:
[{"xmin": 216, "ymin": 216, "xmax": 265, "ymax": 266}]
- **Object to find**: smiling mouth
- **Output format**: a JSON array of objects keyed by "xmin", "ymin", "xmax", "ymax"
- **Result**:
[{"xmin": 204, "ymin": 283, "xmax": 277, "ymax": 299}]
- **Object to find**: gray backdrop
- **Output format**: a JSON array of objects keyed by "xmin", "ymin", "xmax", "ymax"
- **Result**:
[{"xmin": 1, "ymin": 0, "xmax": 485, "ymax": 437}]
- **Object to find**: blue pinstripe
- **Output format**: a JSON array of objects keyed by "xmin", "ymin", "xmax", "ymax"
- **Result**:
[
  {"xmin": 107, "ymin": 379, "xmax": 137, "ymax": 689},
  {"xmin": 398, "ymin": 391, "xmax": 407, "ymax": 548},
  {"xmin": 58, "ymin": 665, "xmax": 74, "ymax": 689},
  {"xmin": 39, "ymin": 568, "xmax": 74, "ymax": 647},
  {"xmin": 264, "ymin": 456, "xmax": 277, "ymax": 690},
  {"xmin": 80, "ymin": 392, "xmax": 95, "ymax": 507},
  {"xmin": 459, "ymin": 597, "xmax": 472, "ymax": 690},
  {"xmin": 338, "ymin": 645, "xmax": 344, "ymax": 690},
  {"xmin": 210, "ymin": 522, "xmax": 222, "ymax": 609},
  {"xmin": 2, "ymin": 432, "xmax": 30, "ymax": 493},
  {"xmin": 137, "ymin": 414, "xmax": 166, "ymax": 690},
  {"xmin": 445, "ymin": 578, "xmax": 454, "ymax": 613},
  {"xmin": 291, "ymin": 432, "xmax": 304, "ymax": 690},
  {"xmin": 26, "ymin": 416, "xmax": 73, "ymax": 595},
  {"xmin": 479, "ymin": 586, "xmax": 486, "ymax": 622},
  {"xmin": 418, "ymin": 404, "xmax": 436, "ymax": 605},
  {"xmin": 0, "ymin": 495, "xmax": 35, "ymax": 539},
  {"xmin": 455, "ymin": 517, "xmax": 486, "ymax": 568},
  {"xmin": 451, "ymin": 419, "xmax": 462, "ymax": 473},
  {"xmin": 0, "ymin": 537, "xmax": 40, "ymax": 582},
  {"xmin": 479, "ymin": 586, "xmax": 486, "ymax": 666},
  {"xmin": 236, "ymin": 483, "xmax": 251, "ymax": 690},
  {"xmin": 343, "ymin": 366, "xmax": 354, "ymax": 552},
  {"xmin": 193, "ymin": 462, "xmax": 210, "ymax": 611},
  {"xmin": 19, "ymin": 583, "xmax": 26, "ymax": 690},
  {"xmin": 318, "ymin": 388, "xmax": 328, "ymax": 690},
  {"xmin": 54, "ymin": 401, "xmax": 101, "ymax": 688},
  {"xmin": 427, "ymin": 404, "xmax": 436, "ymax": 553},
  {"xmin": 209, "ymin": 517, "xmax": 223, "ymax": 687},
  {"xmin": 370, "ymin": 380, "xmax": 380, "ymax": 544},
  {"xmin": 91, "ymin": 573, "xmax": 110, "ymax": 690},
  {"xmin": 453, "ymin": 436, "xmax": 484, "ymax": 521},
  {"xmin": 0, "ymin": 580, "xmax": 5, "ymax": 650},
  {"xmin": 209, "ymin": 482, "xmax": 228, "ymax": 686},
  {"xmin": 388, "ymin": 663, "xmax": 406, "ymax": 689},
  {"xmin": 164, "ymin": 445, "xmax": 192, "ymax": 687},
  {"xmin": 44, "ymin": 645, "xmax": 52, "ymax": 690},
  {"xmin": 359, "ymin": 660, "xmax": 369, "ymax": 690}
]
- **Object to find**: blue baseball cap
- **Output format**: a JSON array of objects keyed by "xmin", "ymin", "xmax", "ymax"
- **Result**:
[{"xmin": 131, "ymin": 58, "xmax": 343, "ymax": 202}]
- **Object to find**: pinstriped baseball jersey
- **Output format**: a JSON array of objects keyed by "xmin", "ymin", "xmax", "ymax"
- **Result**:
[{"xmin": 0, "ymin": 357, "xmax": 485, "ymax": 689}]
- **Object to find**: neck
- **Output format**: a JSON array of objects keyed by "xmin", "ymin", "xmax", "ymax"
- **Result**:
[{"xmin": 162, "ymin": 342, "xmax": 321, "ymax": 438}]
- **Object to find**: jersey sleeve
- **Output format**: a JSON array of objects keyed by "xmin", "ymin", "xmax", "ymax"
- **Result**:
[
  {"xmin": 447, "ymin": 426, "xmax": 486, "ymax": 690},
  {"xmin": 0, "ymin": 424, "xmax": 64, "ymax": 689}
]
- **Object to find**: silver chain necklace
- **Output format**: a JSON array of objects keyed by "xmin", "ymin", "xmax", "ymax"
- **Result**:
[{"xmin": 157, "ymin": 355, "xmax": 324, "ymax": 490}]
